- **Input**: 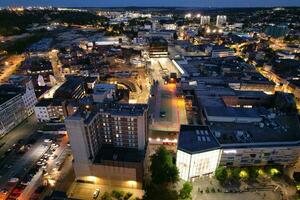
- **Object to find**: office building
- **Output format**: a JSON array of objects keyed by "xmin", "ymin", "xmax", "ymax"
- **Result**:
[
  {"xmin": 65, "ymin": 103, "xmax": 148, "ymax": 189},
  {"xmin": 0, "ymin": 93, "xmax": 26, "ymax": 137}
]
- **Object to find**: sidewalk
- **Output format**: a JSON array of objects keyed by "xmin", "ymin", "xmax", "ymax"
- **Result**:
[{"xmin": 67, "ymin": 181, "xmax": 144, "ymax": 200}]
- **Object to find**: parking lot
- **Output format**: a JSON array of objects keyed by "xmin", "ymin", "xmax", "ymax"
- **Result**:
[{"xmin": 0, "ymin": 133, "xmax": 69, "ymax": 200}]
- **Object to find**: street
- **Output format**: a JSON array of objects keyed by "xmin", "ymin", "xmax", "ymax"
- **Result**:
[{"xmin": 0, "ymin": 54, "xmax": 25, "ymax": 83}]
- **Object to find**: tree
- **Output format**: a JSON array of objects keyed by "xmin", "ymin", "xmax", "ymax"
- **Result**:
[
  {"xmin": 143, "ymin": 183, "xmax": 178, "ymax": 200},
  {"xmin": 232, "ymin": 168, "xmax": 241, "ymax": 180},
  {"xmin": 150, "ymin": 146, "xmax": 179, "ymax": 185},
  {"xmin": 144, "ymin": 146, "xmax": 180, "ymax": 200},
  {"xmin": 239, "ymin": 169, "xmax": 249, "ymax": 180},
  {"xmin": 101, "ymin": 192, "xmax": 112, "ymax": 200},
  {"xmin": 249, "ymin": 167, "xmax": 259, "ymax": 181},
  {"xmin": 179, "ymin": 182, "xmax": 193, "ymax": 200},
  {"xmin": 124, "ymin": 192, "xmax": 133, "ymax": 200},
  {"xmin": 215, "ymin": 166, "xmax": 227, "ymax": 184},
  {"xmin": 111, "ymin": 190, "xmax": 124, "ymax": 200}
]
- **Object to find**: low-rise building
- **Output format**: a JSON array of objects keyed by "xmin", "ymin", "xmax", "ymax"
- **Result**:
[
  {"xmin": 34, "ymin": 98, "xmax": 65, "ymax": 122},
  {"xmin": 148, "ymin": 37, "xmax": 168, "ymax": 58},
  {"xmin": 92, "ymin": 84, "xmax": 117, "ymax": 103},
  {"xmin": 177, "ymin": 113, "xmax": 300, "ymax": 181}
]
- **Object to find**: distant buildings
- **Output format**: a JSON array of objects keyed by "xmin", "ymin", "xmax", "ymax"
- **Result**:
[
  {"xmin": 65, "ymin": 103, "xmax": 148, "ymax": 189},
  {"xmin": 205, "ymin": 45, "xmax": 235, "ymax": 58},
  {"xmin": 148, "ymin": 37, "xmax": 169, "ymax": 58},
  {"xmin": 200, "ymin": 16, "xmax": 211, "ymax": 25},
  {"xmin": 53, "ymin": 76, "xmax": 85, "ymax": 99},
  {"xmin": 24, "ymin": 57, "xmax": 54, "ymax": 86},
  {"xmin": 138, "ymin": 31, "xmax": 175, "ymax": 41},
  {"xmin": 216, "ymin": 15, "xmax": 227, "ymax": 27},
  {"xmin": 265, "ymin": 24, "xmax": 289, "ymax": 38}
]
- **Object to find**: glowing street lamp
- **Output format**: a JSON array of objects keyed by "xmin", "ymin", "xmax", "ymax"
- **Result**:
[
  {"xmin": 196, "ymin": 14, "xmax": 201, "ymax": 18},
  {"xmin": 185, "ymin": 13, "xmax": 192, "ymax": 19}
]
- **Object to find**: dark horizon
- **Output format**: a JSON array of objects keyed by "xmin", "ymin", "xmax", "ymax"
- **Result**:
[{"xmin": 1, "ymin": 0, "xmax": 300, "ymax": 8}]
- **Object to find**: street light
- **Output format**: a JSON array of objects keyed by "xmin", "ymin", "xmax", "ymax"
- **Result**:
[
  {"xmin": 185, "ymin": 13, "xmax": 192, "ymax": 19},
  {"xmin": 196, "ymin": 14, "xmax": 201, "ymax": 18}
]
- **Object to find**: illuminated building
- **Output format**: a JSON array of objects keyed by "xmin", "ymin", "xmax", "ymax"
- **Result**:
[
  {"xmin": 65, "ymin": 103, "xmax": 148, "ymax": 189},
  {"xmin": 148, "ymin": 37, "xmax": 168, "ymax": 58},
  {"xmin": 177, "ymin": 125, "xmax": 221, "ymax": 181},
  {"xmin": 200, "ymin": 16, "xmax": 210, "ymax": 25},
  {"xmin": 177, "ymin": 120, "xmax": 300, "ymax": 181},
  {"xmin": 216, "ymin": 15, "xmax": 227, "ymax": 27}
]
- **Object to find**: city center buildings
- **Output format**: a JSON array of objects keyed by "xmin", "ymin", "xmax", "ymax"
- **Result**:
[{"xmin": 65, "ymin": 102, "xmax": 148, "ymax": 189}]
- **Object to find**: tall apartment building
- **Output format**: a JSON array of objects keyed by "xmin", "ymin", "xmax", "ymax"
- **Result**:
[
  {"xmin": 216, "ymin": 15, "xmax": 227, "ymax": 27},
  {"xmin": 65, "ymin": 103, "xmax": 148, "ymax": 189},
  {"xmin": 200, "ymin": 16, "xmax": 211, "ymax": 25}
]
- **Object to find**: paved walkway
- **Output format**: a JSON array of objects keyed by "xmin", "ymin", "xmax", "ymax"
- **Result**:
[{"xmin": 68, "ymin": 182, "xmax": 144, "ymax": 200}]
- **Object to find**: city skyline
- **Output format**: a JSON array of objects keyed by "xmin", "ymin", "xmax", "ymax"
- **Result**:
[{"xmin": 1, "ymin": 0, "xmax": 300, "ymax": 7}]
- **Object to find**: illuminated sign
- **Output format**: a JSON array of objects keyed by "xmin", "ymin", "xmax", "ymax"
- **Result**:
[{"xmin": 224, "ymin": 150, "xmax": 237, "ymax": 154}]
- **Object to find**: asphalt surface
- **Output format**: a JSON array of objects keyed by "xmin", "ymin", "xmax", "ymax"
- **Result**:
[{"xmin": 0, "ymin": 115, "xmax": 38, "ymax": 157}]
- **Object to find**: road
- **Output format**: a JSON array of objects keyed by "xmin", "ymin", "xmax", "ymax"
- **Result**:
[
  {"xmin": 148, "ymin": 58, "xmax": 187, "ymax": 134},
  {"xmin": 49, "ymin": 49, "xmax": 64, "ymax": 82}
]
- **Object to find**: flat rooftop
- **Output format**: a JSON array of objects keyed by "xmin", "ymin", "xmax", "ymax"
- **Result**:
[
  {"xmin": 99, "ymin": 103, "xmax": 148, "ymax": 117},
  {"xmin": 178, "ymin": 125, "xmax": 220, "ymax": 154},
  {"xmin": 204, "ymin": 106, "xmax": 261, "ymax": 119},
  {"xmin": 69, "ymin": 102, "xmax": 148, "ymax": 124},
  {"xmin": 0, "ymin": 93, "xmax": 19, "ymax": 105},
  {"xmin": 210, "ymin": 115, "xmax": 300, "ymax": 145}
]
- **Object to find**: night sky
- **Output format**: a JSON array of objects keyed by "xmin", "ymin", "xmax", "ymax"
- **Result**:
[{"xmin": 0, "ymin": 0, "xmax": 300, "ymax": 7}]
